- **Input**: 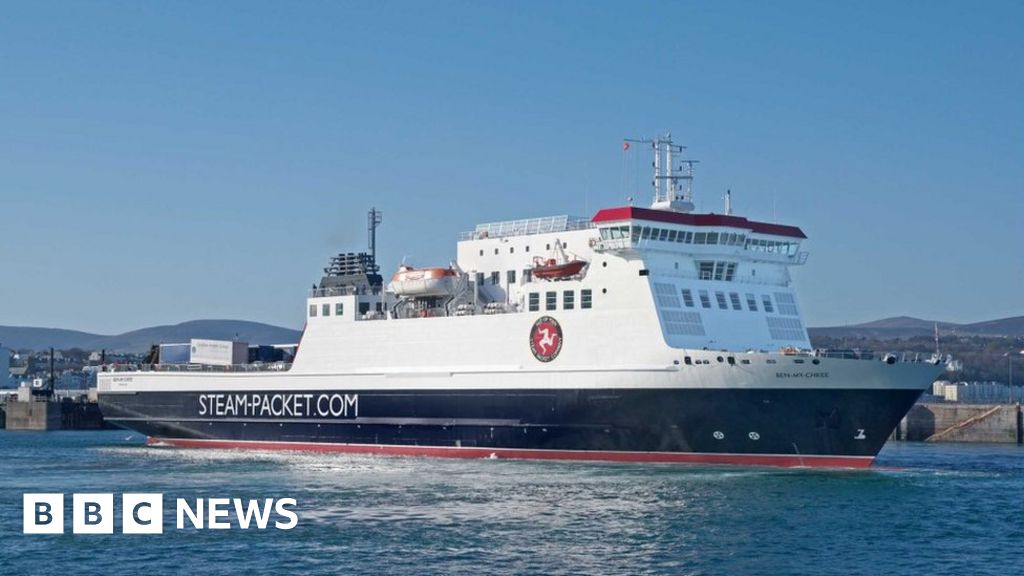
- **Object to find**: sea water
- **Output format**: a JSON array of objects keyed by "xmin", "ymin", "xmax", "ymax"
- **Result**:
[{"xmin": 0, "ymin": 431, "xmax": 1021, "ymax": 576}]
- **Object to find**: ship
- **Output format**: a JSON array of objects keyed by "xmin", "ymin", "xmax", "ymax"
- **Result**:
[{"xmin": 97, "ymin": 135, "xmax": 945, "ymax": 468}]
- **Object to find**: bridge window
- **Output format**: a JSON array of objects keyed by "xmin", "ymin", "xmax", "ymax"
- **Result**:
[
  {"xmin": 309, "ymin": 304, "xmax": 316, "ymax": 317},
  {"xmin": 694, "ymin": 232, "xmax": 706, "ymax": 244},
  {"xmin": 581, "ymin": 289, "xmax": 593, "ymax": 309},
  {"xmin": 706, "ymin": 232, "xmax": 719, "ymax": 245},
  {"xmin": 546, "ymin": 291, "xmax": 557, "ymax": 310},
  {"xmin": 658, "ymin": 229, "xmax": 669, "ymax": 241},
  {"xmin": 631, "ymin": 227, "xmax": 641, "ymax": 242},
  {"xmin": 699, "ymin": 290, "xmax": 711, "ymax": 309},
  {"xmin": 681, "ymin": 289, "xmax": 695, "ymax": 308},
  {"xmin": 528, "ymin": 292, "xmax": 539, "ymax": 312},
  {"xmin": 762, "ymin": 295, "xmax": 774, "ymax": 313},
  {"xmin": 729, "ymin": 292, "xmax": 742, "ymax": 310},
  {"xmin": 697, "ymin": 261, "xmax": 737, "ymax": 281},
  {"xmin": 745, "ymin": 293, "xmax": 758, "ymax": 311},
  {"xmin": 715, "ymin": 292, "xmax": 728, "ymax": 309},
  {"xmin": 667, "ymin": 230, "xmax": 677, "ymax": 242},
  {"xmin": 698, "ymin": 261, "xmax": 714, "ymax": 280},
  {"xmin": 563, "ymin": 290, "xmax": 575, "ymax": 310},
  {"xmin": 335, "ymin": 302, "xmax": 344, "ymax": 316},
  {"xmin": 322, "ymin": 303, "xmax": 330, "ymax": 316}
]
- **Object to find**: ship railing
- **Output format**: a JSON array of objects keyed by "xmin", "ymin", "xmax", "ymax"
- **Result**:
[
  {"xmin": 101, "ymin": 362, "xmax": 293, "ymax": 373},
  {"xmin": 459, "ymin": 215, "xmax": 592, "ymax": 241},
  {"xmin": 310, "ymin": 286, "xmax": 382, "ymax": 297},
  {"xmin": 812, "ymin": 349, "xmax": 943, "ymax": 365}
]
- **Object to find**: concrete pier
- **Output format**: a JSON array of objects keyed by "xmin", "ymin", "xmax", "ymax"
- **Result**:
[
  {"xmin": 4, "ymin": 393, "xmax": 62, "ymax": 430},
  {"xmin": 2, "ymin": 387, "xmax": 107, "ymax": 431},
  {"xmin": 895, "ymin": 403, "xmax": 1024, "ymax": 444}
]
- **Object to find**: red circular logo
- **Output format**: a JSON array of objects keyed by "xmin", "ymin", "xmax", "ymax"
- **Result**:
[{"xmin": 530, "ymin": 316, "xmax": 563, "ymax": 362}]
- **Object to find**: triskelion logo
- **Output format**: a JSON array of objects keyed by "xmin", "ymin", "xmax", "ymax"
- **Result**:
[
  {"xmin": 529, "ymin": 316, "xmax": 562, "ymax": 362},
  {"xmin": 23, "ymin": 493, "xmax": 297, "ymax": 534}
]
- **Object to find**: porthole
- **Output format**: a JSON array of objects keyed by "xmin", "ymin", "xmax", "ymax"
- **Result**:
[
  {"xmin": 602, "ymin": 261, "xmax": 607, "ymax": 267},
  {"xmin": 602, "ymin": 288, "xmax": 607, "ymax": 294},
  {"xmin": 716, "ymin": 356, "xmax": 724, "ymax": 363},
  {"xmin": 748, "ymin": 432, "xmax": 760, "ymax": 440},
  {"xmin": 713, "ymin": 431, "xmax": 725, "ymax": 440},
  {"xmin": 812, "ymin": 358, "xmax": 821, "ymax": 365}
]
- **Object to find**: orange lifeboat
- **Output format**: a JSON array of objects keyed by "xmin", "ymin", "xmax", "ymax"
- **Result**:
[
  {"xmin": 389, "ymin": 265, "xmax": 460, "ymax": 297},
  {"xmin": 532, "ymin": 257, "xmax": 587, "ymax": 280}
]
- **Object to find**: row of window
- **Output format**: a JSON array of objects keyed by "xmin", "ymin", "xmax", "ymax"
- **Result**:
[
  {"xmin": 681, "ymin": 288, "xmax": 776, "ymax": 313},
  {"xmin": 310, "ymin": 302, "xmax": 345, "ymax": 317},
  {"xmin": 528, "ymin": 289, "xmax": 593, "ymax": 312},
  {"xmin": 478, "ymin": 242, "xmax": 567, "ymax": 257},
  {"xmin": 665, "ymin": 285, "xmax": 801, "ymax": 318},
  {"xmin": 476, "ymin": 269, "xmax": 534, "ymax": 286},
  {"xmin": 657, "ymin": 282, "xmax": 779, "ymax": 314},
  {"xmin": 599, "ymin": 225, "xmax": 799, "ymax": 255}
]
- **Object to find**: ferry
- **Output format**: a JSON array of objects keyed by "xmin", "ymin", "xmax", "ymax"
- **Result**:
[{"xmin": 97, "ymin": 135, "xmax": 945, "ymax": 468}]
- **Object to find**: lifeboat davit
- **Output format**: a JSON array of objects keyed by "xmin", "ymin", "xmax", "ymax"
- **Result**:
[
  {"xmin": 389, "ymin": 265, "xmax": 460, "ymax": 297},
  {"xmin": 532, "ymin": 257, "xmax": 587, "ymax": 280}
]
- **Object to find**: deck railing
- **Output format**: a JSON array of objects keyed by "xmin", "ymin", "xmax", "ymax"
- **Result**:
[{"xmin": 460, "ymin": 215, "xmax": 591, "ymax": 241}]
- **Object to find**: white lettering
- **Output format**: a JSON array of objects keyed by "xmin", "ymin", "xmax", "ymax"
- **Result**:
[
  {"xmin": 176, "ymin": 498, "xmax": 203, "ymax": 529},
  {"xmin": 274, "ymin": 498, "xmax": 298, "ymax": 530},
  {"xmin": 233, "ymin": 498, "xmax": 273, "ymax": 529},
  {"xmin": 207, "ymin": 498, "xmax": 231, "ymax": 529}
]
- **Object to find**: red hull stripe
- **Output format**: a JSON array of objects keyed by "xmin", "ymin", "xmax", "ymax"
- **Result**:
[
  {"xmin": 146, "ymin": 437, "xmax": 873, "ymax": 469},
  {"xmin": 591, "ymin": 206, "xmax": 807, "ymax": 239}
]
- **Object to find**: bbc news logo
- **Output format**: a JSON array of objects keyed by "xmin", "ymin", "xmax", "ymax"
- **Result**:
[{"xmin": 23, "ymin": 493, "xmax": 298, "ymax": 534}]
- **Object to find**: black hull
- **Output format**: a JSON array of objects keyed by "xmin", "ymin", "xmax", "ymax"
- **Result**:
[{"xmin": 99, "ymin": 387, "xmax": 923, "ymax": 467}]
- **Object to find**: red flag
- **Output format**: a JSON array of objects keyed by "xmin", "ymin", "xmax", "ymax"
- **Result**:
[{"xmin": 623, "ymin": 142, "xmax": 630, "ymax": 151}]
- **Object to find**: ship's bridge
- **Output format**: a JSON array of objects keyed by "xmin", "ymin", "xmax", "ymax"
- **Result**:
[{"xmin": 590, "ymin": 206, "xmax": 808, "ymax": 265}]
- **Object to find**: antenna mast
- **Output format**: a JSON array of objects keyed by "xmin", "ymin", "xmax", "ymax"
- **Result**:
[
  {"xmin": 368, "ymin": 207, "xmax": 382, "ymax": 272},
  {"xmin": 625, "ymin": 133, "xmax": 697, "ymax": 213}
]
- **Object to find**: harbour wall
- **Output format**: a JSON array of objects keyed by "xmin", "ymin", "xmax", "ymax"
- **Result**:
[
  {"xmin": 2, "ymin": 388, "xmax": 108, "ymax": 431},
  {"xmin": 894, "ymin": 403, "xmax": 1023, "ymax": 444}
]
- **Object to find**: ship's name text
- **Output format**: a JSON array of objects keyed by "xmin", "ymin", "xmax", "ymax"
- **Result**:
[
  {"xmin": 198, "ymin": 393, "xmax": 358, "ymax": 418},
  {"xmin": 775, "ymin": 372, "xmax": 829, "ymax": 379}
]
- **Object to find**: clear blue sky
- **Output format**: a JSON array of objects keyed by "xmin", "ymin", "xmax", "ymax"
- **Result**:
[{"xmin": 1, "ymin": 1, "xmax": 1021, "ymax": 334}]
